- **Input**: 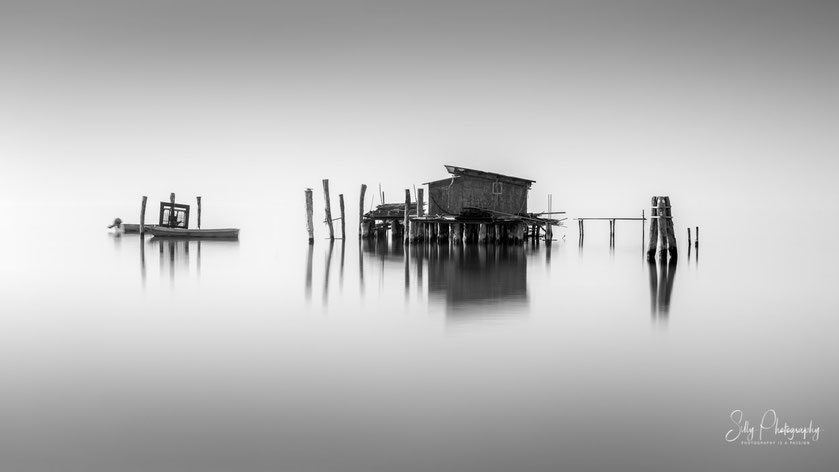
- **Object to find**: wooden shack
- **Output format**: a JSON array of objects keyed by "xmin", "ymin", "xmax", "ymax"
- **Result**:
[{"xmin": 425, "ymin": 165, "xmax": 534, "ymax": 217}]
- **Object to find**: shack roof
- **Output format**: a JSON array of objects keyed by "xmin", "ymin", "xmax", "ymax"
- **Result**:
[{"xmin": 423, "ymin": 165, "xmax": 536, "ymax": 186}]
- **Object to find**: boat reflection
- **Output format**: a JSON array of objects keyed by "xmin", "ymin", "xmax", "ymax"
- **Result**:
[{"xmin": 146, "ymin": 236, "xmax": 239, "ymax": 283}]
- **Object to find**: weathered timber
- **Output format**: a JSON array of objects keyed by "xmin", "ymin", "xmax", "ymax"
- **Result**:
[
  {"xmin": 196, "ymin": 196, "xmax": 202, "ymax": 229},
  {"xmin": 339, "ymin": 194, "xmax": 346, "ymax": 240},
  {"xmin": 169, "ymin": 192, "xmax": 176, "ymax": 227},
  {"xmin": 646, "ymin": 197, "xmax": 659, "ymax": 261},
  {"xmin": 695, "ymin": 226, "xmax": 699, "ymax": 248},
  {"xmin": 323, "ymin": 179, "xmax": 334, "ymax": 240},
  {"xmin": 657, "ymin": 197, "xmax": 668, "ymax": 259},
  {"xmin": 404, "ymin": 189, "xmax": 410, "ymax": 244},
  {"xmin": 662, "ymin": 196, "xmax": 677, "ymax": 259},
  {"xmin": 139, "ymin": 196, "xmax": 148, "ymax": 236},
  {"xmin": 305, "ymin": 188, "xmax": 315, "ymax": 243},
  {"xmin": 417, "ymin": 188, "xmax": 424, "ymax": 217},
  {"xmin": 478, "ymin": 223, "xmax": 487, "ymax": 243},
  {"xmin": 359, "ymin": 184, "xmax": 367, "ymax": 238}
]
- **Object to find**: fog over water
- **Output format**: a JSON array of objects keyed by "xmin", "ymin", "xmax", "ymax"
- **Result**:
[{"xmin": 1, "ymin": 1, "xmax": 838, "ymax": 471}]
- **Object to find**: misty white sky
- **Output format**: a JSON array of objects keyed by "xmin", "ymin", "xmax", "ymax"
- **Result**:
[{"xmin": 1, "ymin": 0, "xmax": 837, "ymax": 221}]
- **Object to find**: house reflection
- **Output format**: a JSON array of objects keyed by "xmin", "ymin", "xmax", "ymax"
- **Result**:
[
  {"xmin": 426, "ymin": 244, "xmax": 529, "ymax": 318},
  {"xmin": 358, "ymin": 240, "xmax": 529, "ymax": 318}
]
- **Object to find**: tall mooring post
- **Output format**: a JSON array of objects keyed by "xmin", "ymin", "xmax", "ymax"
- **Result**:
[
  {"xmin": 196, "ymin": 196, "xmax": 202, "ymax": 229},
  {"xmin": 139, "ymin": 195, "xmax": 148, "ymax": 236},
  {"xmin": 417, "ymin": 188, "xmax": 424, "ymax": 217},
  {"xmin": 404, "ymin": 189, "xmax": 411, "ymax": 244},
  {"xmin": 305, "ymin": 188, "xmax": 314, "ymax": 244},
  {"xmin": 169, "ymin": 192, "xmax": 176, "ymax": 227},
  {"xmin": 322, "ymin": 179, "xmax": 334, "ymax": 240},
  {"xmin": 358, "ymin": 184, "xmax": 367, "ymax": 238},
  {"xmin": 339, "ymin": 194, "xmax": 346, "ymax": 240}
]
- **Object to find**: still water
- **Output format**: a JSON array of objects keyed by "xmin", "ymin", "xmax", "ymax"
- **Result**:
[{"xmin": 1, "ymin": 207, "xmax": 837, "ymax": 471}]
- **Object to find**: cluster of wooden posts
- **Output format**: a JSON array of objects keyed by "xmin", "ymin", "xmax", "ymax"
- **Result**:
[
  {"xmin": 646, "ymin": 196, "xmax": 681, "ymax": 261},
  {"xmin": 305, "ymin": 181, "xmax": 554, "ymax": 245}
]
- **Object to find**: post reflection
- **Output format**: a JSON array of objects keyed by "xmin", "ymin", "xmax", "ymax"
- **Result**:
[
  {"xmin": 145, "ymin": 237, "xmax": 238, "ymax": 284},
  {"xmin": 648, "ymin": 258, "xmax": 677, "ymax": 321}
]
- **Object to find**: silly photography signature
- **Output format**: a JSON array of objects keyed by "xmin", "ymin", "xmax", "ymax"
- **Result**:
[{"xmin": 726, "ymin": 409, "xmax": 821, "ymax": 445}]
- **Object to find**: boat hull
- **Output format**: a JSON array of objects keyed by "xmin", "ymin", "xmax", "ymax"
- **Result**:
[{"xmin": 146, "ymin": 226, "xmax": 239, "ymax": 239}]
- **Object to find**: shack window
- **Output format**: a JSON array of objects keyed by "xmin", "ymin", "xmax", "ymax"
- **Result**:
[{"xmin": 492, "ymin": 182, "xmax": 503, "ymax": 195}]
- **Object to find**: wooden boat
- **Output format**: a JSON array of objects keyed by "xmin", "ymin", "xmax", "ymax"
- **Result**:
[
  {"xmin": 122, "ymin": 224, "xmax": 145, "ymax": 233},
  {"xmin": 146, "ymin": 226, "xmax": 239, "ymax": 239}
]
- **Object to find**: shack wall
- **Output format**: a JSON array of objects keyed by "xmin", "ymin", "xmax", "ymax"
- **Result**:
[{"xmin": 427, "ymin": 176, "xmax": 528, "ymax": 216}]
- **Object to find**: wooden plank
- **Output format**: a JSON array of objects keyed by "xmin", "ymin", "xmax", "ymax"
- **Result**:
[
  {"xmin": 404, "ymin": 189, "xmax": 410, "ymax": 244},
  {"xmin": 339, "ymin": 193, "xmax": 346, "ymax": 240},
  {"xmin": 139, "ymin": 196, "xmax": 147, "ymax": 236},
  {"xmin": 359, "ymin": 184, "xmax": 367, "ymax": 238},
  {"xmin": 646, "ymin": 196, "xmax": 659, "ymax": 261},
  {"xmin": 305, "ymin": 188, "xmax": 314, "ymax": 243},
  {"xmin": 323, "ymin": 179, "xmax": 334, "ymax": 240}
]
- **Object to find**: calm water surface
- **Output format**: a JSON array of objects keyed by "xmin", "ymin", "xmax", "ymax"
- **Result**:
[{"xmin": 1, "ymin": 206, "xmax": 837, "ymax": 471}]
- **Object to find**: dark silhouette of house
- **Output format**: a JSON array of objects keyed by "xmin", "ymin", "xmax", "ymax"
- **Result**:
[{"xmin": 425, "ymin": 165, "xmax": 535, "ymax": 217}]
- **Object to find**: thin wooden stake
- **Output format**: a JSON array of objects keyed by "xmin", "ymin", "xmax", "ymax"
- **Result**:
[
  {"xmin": 305, "ymin": 188, "xmax": 314, "ymax": 243},
  {"xmin": 139, "ymin": 196, "xmax": 147, "ymax": 235},
  {"xmin": 169, "ymin": 192, "xmax": 176, "ymax": 227},
  {"xmin": 339, "ymin": 194, "xmax": 346, "ymax": 240},
  {"xmin": 359, "ymin": 184, "xmax": 367, "ymax": 238},
  {"xmin": 196, "ymin": 196, "xmax": 202, "ymax": 229},
  {"xmin": 322, "ymin": 179, "xmax": 334, "ymax": 240},
  {"xmin": 404, "ymin": 189, "xmax": 410, "ymax": 244}
]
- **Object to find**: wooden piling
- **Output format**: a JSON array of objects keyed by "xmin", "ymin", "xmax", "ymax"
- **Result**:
[
  {"xmin": 305, "ymin": 189, "xmax": 315, "ymax": 243},
  {"xmin": 322, "ymin": 179, "xmax": 334, "ymax": 240},
  {"xmin": 196, "ymin": 196, "xmax": 202, "ymax": 229},
  {"xmin": 646, "ymin": 197, "xmax": 659, "ymax": 261},
  {"xmin": 662, "ymin": 196, "xmax": 677, "ymax": 259},
  {"xmin": 657, "ymin": 197, "xmax": 668, "ymax": 259},
  {"xmin": 437, "ymin": 223, "xmax": 449, "ymax": 242},
  {"xmin": 404, "ymin": 189, "xmax": 411, "ymax": 244},
  {"xmin": 687, "ymin": 227, "xmax": 692, "ymax": 247},
  {"xmin": 339, "ymin": 194, "xmax": 346, "ymax": 240},
  {"xmin": 139, "ymin": 196, "xmax": 148, "ymax": 236},
  {"xmin": 451, "ymin": 223, "xmax": 461, "ymax": 244},
  {"xmin": 417, "ymin": 189, "xmax": 424, "ymax": 217},
  {"xmin": 695, "ymin": 226, "xmax": 699, "ymax": 248},
  {"xmin": 359, "ymin": 184, "xmax": 367, "ymax": 238},
  {"xmin": 478, "ymin": 223, "xmax": 487, "ymax": 243},
  {"xmin": 169, "ymin": 192, "xmax": 176, "ymax": 227}
]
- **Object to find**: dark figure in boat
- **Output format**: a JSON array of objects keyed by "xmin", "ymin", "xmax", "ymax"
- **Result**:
[{"xmin": 108, "ymin": 217, "xmax": 123, "ymax": 232}]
